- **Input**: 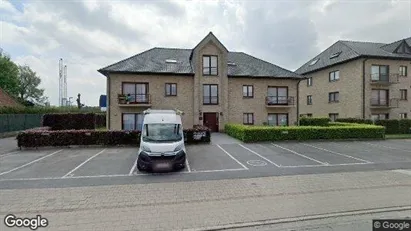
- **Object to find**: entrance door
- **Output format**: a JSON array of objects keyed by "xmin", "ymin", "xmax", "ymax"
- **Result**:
[{"xmin": 203, "ymin": 113, "xmax": 219, "ymax": 132}]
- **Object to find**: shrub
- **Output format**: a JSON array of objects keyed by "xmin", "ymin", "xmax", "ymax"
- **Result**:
[
  {"xmin": 184, "ymin": 124, "xmax": 211, "ymax": 143},
  {"xmin": 94, "ymin": 113, "xmax": 106, "ymax": 128},
  {"xmin": 375, "ymin": 119, "xmax": 400, "ymax": 134},
  {"xmin": 17, "ymin": 130, "xmax": 141, "ymax": 148},
  {"xmin": 399, "ymin": 119, "xmax": 411, "ymax": 134},
  {"xmin": 225, "ymin": 123, "xmax": 385, "ymax": 142},
  {"xmin": 336, "ymin": 118, "xmax": 373, "ymax": 124},
  {"xmin": 42, "ymin": 113, "xmax": 97, "ymax": 130},
  {"xmin": 17, "ymin": 125, "xmax": 211, "ymax": 147},
  {"xmin": 299, "ymin": 117, "xmax": 330, "ymax": 126},
  {"xmin": 0, "ymin": 106, "xmax": 101, "ymax": 114}
]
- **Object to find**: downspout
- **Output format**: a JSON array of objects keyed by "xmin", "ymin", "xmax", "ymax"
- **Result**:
[
  {"xmin": 106, "ymin": 73, "xmax": 111, "ymax": 130},
  {"xmin": 296, "ymin": 77, "xmax": 306, "ymax": 126},
  {"xmin": 362, "ymin": 58, "xmax": 368, "ymax": 119}
]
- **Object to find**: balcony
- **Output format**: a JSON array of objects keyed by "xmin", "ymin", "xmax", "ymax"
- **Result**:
[
  {"xmin": 370, "ymin": 73, "xmax": 399, "ymax": 85},
  {"xmin": 265, "ymin": 96, "xmax": 295, "ymax": 107},
  {"xmin": 118, "ymin": 94, "xmax": 151, "ymax": 107},
  {"xmin": 370, "ymin": 98, "xmax": 399, "ymax": 109}
]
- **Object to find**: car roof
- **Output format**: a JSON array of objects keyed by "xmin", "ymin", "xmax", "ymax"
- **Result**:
[{"xmin": 143, "ymin": 113, "xmax": 182, "ymax": 124}]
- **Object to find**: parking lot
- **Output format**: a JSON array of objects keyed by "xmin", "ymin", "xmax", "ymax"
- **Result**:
[{"xmin": 1, "ymin": 134, "xmax": 411, "ymax": 189}]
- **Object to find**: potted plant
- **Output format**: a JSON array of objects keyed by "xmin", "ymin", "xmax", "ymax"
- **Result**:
[{"xmin": 118, "ymin": 94, "xmax": 126, "ymax": 104}]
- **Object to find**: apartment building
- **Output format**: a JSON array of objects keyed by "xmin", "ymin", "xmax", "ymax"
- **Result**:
[
  {"xmin": 98, "ymin": 32, "xmax": 304, "ymax": 132},
  {"xmin": 296, "ymin": 37, "xmax": 411, "ymax": 121}
]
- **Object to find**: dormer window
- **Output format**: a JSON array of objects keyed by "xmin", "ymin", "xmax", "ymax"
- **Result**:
[
  {"xmin": 330, "ymin": 52, "xmax": 341, "ymax": 59},
  {"xmin": 309, "ymin": 58, "xmax": 319, "ymax": 66},
  {"xmin": 165, "ymin": 59, "xmax": 177, "ymax": 63},
  {"xmin": 203, "ymin": 55, "xmax": 218, "ymax": 75}
]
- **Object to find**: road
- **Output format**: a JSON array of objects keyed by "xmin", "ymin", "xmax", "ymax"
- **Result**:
[{"xmin": 1, "ymin": 170, "xmax": 411, "ymax": 230}]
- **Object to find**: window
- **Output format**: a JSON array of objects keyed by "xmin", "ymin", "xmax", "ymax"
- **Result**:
[
  {"xmin": 309, "ymin": 58, "xmax": 319, "ymax": 66},
  {"xmin": 371, "ymin": 113, "xmax": 389, "ymax": 120},
  {"xmin": 243, "ymin": 85, "xmax": 253, "ymax": 98},
  {"xmin": 399, "ymin": 66, "xmax": 408, "ymax": 77},
  {"xmin": 371, "ymin": 65, "xmax": 389, "ymax": 81},
  {"xmin": 165, "ymin": 59, "xmax": 177, "ymax": 63},
  {"xmin": 165, "ymin": 83, "xmax": 177, "ymax": 96},
  {"xmin": 307, "ymin": 77, "xmax": 313, "ymax": 86},
  {"xmin": 306, "ymin": 113, "xmax": 313, "ymax": 117},
  {"xmin": 400, "ymin": 113, "xmax": 408, "ymax": 119},
  {"xmin": 268, "ymin": 113, "xmax": 288, "ymax": 126},
  {"xmin": 330, "ymin": 52, "xmax": 342, "ymax": 59},
  {"xmin": 243, "ymin": 113, "xmax": 254, "ymax": 125},
  {"xmin": 400, "ymin": 89, "xmax": 408, "ymax": 100},
  {"xmin": 122, "ymin": 83, "xmax": 149, "ymax": 103},
  {"xmin": 267, "ymin": 87, "xmax": 288, "ymax": 105},
  {"xmin": 142, "ymin": 123, "xmax": 182, "ymax": 142},
  {"xmin": 329, "ymin": 70, "xmax": 340, "ymax": 82},
  {"xmin": 203, "ymin": 55, "xmax": 218, "ymax": 75},
  {"xmin": 307, "ymin": 95, "xmax": 312, "ymax": 105},
  {"xmin": 122, "ymin": 113, "xmax": 144, "ymax": 131},
  {"xmin": 371, "ymin": 89, "xmax": 388, "ymax": 106},
  {"xmin": 328, "ymin": 92, "xmax": 339, "ymax": 103},
  {"xmin": 329, "ymin": 113, "xmax": 339, "ymax": 122},
  {"xmin": 203, "ymin": 84, "xmax": 218, "ymax": 105}
]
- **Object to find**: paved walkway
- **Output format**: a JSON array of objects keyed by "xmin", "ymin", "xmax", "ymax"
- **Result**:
[
  {"xmin": 1, "ymin": 170, "xmax": 411, "ymax": 230},
  {"xmin": 211, "ymin": 132, "xmax": 241, "ymax": 144},
  {"xmin": 0, "ymin": 137, "xmax": 18, "ymax": 156}
]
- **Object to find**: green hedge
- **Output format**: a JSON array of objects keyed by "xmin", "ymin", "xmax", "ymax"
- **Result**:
[
  {"xmin": 336, "ymin": 118, "xmax": 373, "ymax": 124},
  {"xmin": 374, "ymin": 119, "xmax": 411, "ymax": 134},
  {"xmin": 335, "ymin": 118, "xmax": 411, "ymax": 134},
  {"xmin": 299, "ymin": 117, "xmax": 330, "ymax": 126},
  {"xmin": 399, "ymin": 119, "xmax": 411, "ymax": 134},
  {"xmin": 225, "ymin": 124, "xmax": 385, "ymax": 142},
  {"xmin": 0, "ymin": 106, "xmax": 102, "ymax": 114}
]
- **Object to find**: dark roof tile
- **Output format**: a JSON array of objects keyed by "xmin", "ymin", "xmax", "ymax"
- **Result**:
[
  {"xmin": 99, "ymin": 48, "xmax": 303, "ymax": 79},
  {"xmin": 296, "ymin": 37, "xmax": 411, "ymax": 75}
]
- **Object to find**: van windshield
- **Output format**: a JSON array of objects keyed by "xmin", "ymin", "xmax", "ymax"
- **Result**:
[{"xmin": 142, "ymin": 123, "xmax": 182, "ymax": 142}]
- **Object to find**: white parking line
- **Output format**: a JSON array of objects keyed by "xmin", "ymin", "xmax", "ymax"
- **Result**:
[
  {"xmin": 128, "ymin": 157, "xmax": 138, "ymax": 176},
  {"xmin": 216, "ymin": 144, "xmax": 249, "ymax": 170},
  {"xmin": 365, "ymin": 142, "xmax": 411, "ymax": 153},
  {"xmin": 190, "ymin": 168, "xmax": 246, "ymax": 173},
  {"xmin": 0, "ymin": 151, "xmax": 20, "ymax": 158},
  {"xmin": 62, "ymin": 149, "xmax": 106, "ymax": 178},
  {"xmin": 185, "ymin": 157, "xmax": 191, "ymax": 172},
  {"xmin": 238, "ymin": 144, "xmax": 281, "ymax": 167},
  {"xmin": 0, "ymin": 149, "xmax": 63, "ymax": 177},
  {"xmin": 271, "ymin": 143, "xmax": 328, "ymax": 166},
  {"xmin": 280, "ymin": 162, "xmax": 372, "ymax": 168},
  {"xmin": 0, "ymin": 168, "xmax": 248, "ymax": 182},
  {"xmin": 301, "ymin": 143, "xmax": 372, "ymax": 163},
  {"xmin": 392, "ymin": 169, "xmax": 411, "ymax": 176}
]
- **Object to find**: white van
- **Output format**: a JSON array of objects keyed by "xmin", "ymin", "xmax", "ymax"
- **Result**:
[{"xmin": 136, "ymin": 109, "xmax": 186, "ymax": 172}]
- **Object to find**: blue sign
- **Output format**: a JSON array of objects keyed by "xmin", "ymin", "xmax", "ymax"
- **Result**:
[{"xmin": 99, "ymin": 95, "xmax": 107, "ymax": 107}]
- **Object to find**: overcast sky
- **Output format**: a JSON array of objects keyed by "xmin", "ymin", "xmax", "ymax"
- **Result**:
[{"xmin": 1, "ymin": 0, "xmax": 410, "ymax": 106}]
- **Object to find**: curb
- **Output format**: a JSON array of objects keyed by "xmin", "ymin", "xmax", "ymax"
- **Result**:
[{"xmin": 182, "ymin": 205, "xmax": 411, "ymax": 231}]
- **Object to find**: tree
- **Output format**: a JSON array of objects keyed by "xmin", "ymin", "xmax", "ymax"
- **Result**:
[
  {"xmin": 17, "ymin": 65, "xmax": 45, "ymax": 103},
  {"xmin": 0, "ymin": 48, "xmax": 19, "ymax": 97}
]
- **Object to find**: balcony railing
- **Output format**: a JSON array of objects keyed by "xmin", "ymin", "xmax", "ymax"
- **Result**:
[
  {"xmin": 370, "ymin": 73, "xmax": 399, "ymax": 84},
  {"xmin": 265, "ymin": 96, "xmax": 295, "ymax": 107},
  {"xmin": 118, "ymin": 94, "xmax": 151, "ymax": 106},
  {"xmin": 370, "ymin": 98, "xmax": 399, "ymax": 108}
]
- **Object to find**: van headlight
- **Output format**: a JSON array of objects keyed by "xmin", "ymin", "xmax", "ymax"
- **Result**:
[
  {"xmin": 141, "ymin": 145, "xmax": 151, "ymax": 152},
  {"xmin": 174, "ymin": 144, "xmax": 184, "ymax": 152}
]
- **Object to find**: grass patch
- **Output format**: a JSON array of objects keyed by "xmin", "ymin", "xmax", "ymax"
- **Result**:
[{"xmin": 385, "ymin": 134, "xmax": 411, "ymax": 139}]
